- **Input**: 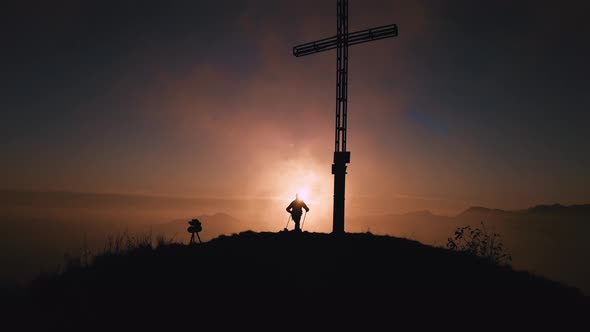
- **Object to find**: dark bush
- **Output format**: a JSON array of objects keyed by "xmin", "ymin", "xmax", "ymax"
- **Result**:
[{"xmin": 446, "ymin": 221, "xmax": 512, "ymax": 266}]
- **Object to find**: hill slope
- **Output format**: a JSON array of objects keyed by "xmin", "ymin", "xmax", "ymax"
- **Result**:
[
  {"xmin": 350, "ymin": 204, "xmax": 590, "ymax": 295},
  {"xmin": 6, "ymin": 231, "xmax": 588, "ymax": 330}
]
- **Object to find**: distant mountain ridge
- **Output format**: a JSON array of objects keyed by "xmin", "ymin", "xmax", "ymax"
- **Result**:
[
  {"xmin": 457, "ymin": 203, "xmax": 590, "ymax": 218},
  {"xmin": 166, "ymin": 212, "xmax": 240, "ymax": 225},
  {"xmin": 400, "ymin": 210, "xmax": 435, "ymax": 217},
  {"xmin": 3, "ymin": 190, "xmax": 588, "ymax": 218},
  {"xmin": 524, "ymin": 203, "xmax": 590, "ymax": 216},
  {"xmin": 155, "ymin": 212, "xmax": 245, "ymax": 243},
  {"xmin": 457, "ymin": 206, "xmax": 510, "ymax": 217}
]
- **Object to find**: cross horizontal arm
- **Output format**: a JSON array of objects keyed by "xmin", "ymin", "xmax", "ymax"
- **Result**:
[{"xmin": 293, "ymin": 24, "xmax": 398, "ymax": 57}]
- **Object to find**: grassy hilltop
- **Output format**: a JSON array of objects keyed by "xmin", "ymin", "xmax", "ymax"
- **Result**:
[{"xmin": 4, "ymin": 230, "xmax": 588, "ymax": 330}]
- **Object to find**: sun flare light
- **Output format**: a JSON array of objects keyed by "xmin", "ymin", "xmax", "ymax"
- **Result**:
[
  {"xmin": 294, "ymin": 187, "xmax": 311, "ymax": 202},
  {"xmin": 254, "ymin": 159, "xmax": 333, "ymax": 231}
]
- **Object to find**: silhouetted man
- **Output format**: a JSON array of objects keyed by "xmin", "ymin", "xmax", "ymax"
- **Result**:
[{"xmin": 286, "ymin": 194, "xmax": 310, "ymax": 232}]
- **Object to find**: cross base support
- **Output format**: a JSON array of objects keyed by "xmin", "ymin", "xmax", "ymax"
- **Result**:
[{"xmin": 332, "ymin": 151, "xmax": 350, "ymax": 234}]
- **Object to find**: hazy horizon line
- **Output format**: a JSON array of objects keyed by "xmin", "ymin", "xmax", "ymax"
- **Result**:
[{"xmin": 1, "ymin": 188, "xmax": 588, "ymax": 217}]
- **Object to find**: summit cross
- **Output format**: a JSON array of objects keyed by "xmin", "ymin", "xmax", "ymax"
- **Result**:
[{"xmin": 293, "ymin": 0, "xmax": 398, "ymax": 234}]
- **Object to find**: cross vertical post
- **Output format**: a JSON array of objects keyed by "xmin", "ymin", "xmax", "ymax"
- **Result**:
[
  {"xmin": 332, "ymin": 0, "xmax": 349, "ymax": 234},
  {"xmin": 293, "ymin": 1, "xmax": 398, "ymax": 234}
]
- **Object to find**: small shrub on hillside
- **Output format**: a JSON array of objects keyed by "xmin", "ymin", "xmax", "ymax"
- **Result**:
[{"xmin": 446, "ymin": 221, "xmax": 512, "ymax": 266}]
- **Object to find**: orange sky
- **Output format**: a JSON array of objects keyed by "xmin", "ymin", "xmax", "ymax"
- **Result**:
[{"xmin": 1, "ymin": 0, "xmax": 589, "ymax": 221}]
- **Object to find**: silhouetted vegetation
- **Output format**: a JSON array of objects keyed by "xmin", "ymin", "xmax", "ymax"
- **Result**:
[
  {"xmin": 446, "ymin": 222, "xmax": 512, "ymax": 266},
  {"xmin": 60, "ymin": 230, "xmax": 177, "ymax": 275}
]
